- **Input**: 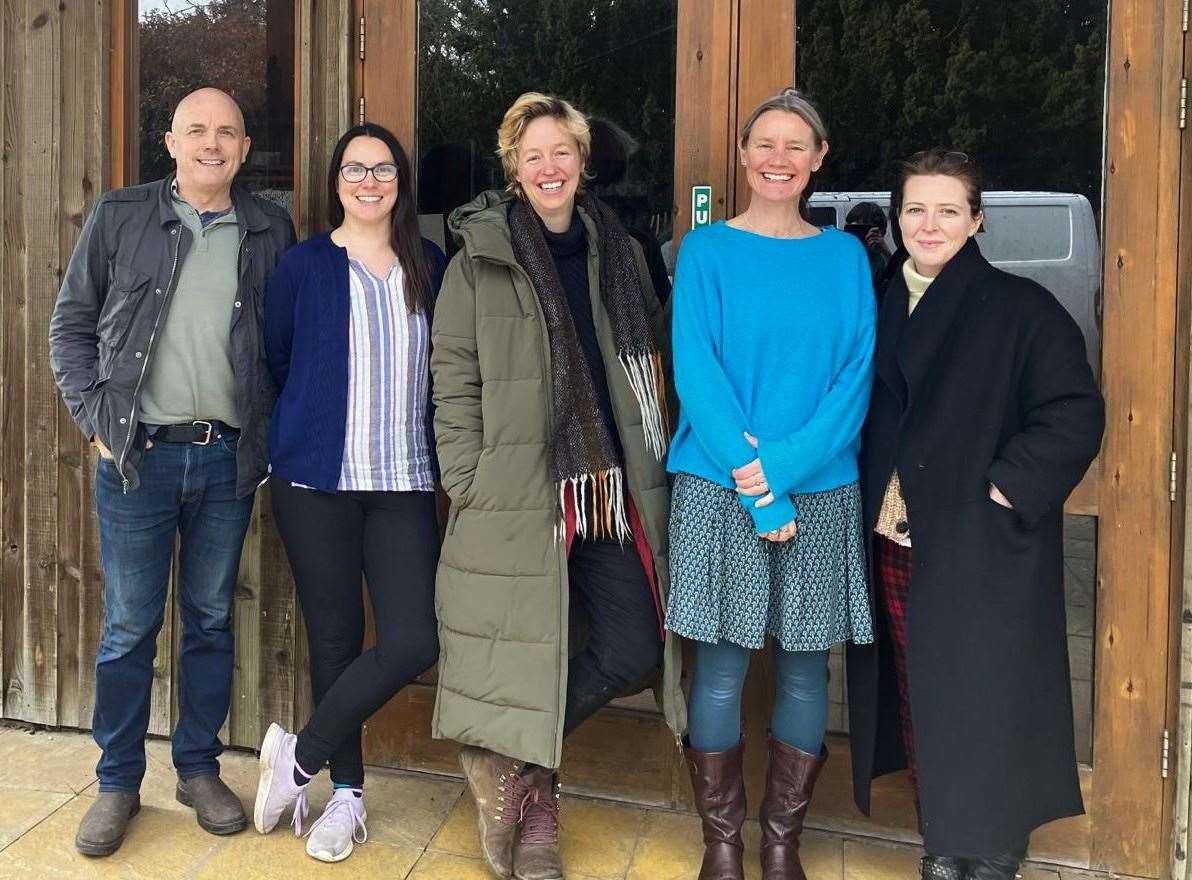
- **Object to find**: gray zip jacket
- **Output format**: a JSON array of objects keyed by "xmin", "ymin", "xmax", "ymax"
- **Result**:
[{"xmin": 48, "ymin": 177, "xmax": 295, "ymax": 497}]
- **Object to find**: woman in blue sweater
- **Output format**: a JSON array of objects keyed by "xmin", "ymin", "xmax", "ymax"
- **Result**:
[
  {"xmin": 251, "ymin": 123, "xmax": 446, "ymax": 864},
  {"xmin": 667, "ymin": 89, "xmax": 875, "ymax": 880}
]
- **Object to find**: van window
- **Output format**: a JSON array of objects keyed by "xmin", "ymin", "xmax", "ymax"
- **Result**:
[
  {"xmin": 979, "ymin": 205, "xmax": 1073, "ymax": 262},
  {"xmin": 808, "ymin": 206, "xmax": 838, "ymax": 227}
]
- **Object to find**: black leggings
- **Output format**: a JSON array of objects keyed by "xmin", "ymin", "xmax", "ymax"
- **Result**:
[
  {"xmin": 270, "ymin": 480, "xmax": 440, "ymax": 787},
  {"xmin": 563, "ymin": 536, "xmax": 664, "ymax": 737}
]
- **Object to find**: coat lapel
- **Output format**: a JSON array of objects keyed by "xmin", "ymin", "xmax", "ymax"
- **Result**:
[
  {"xmin": 875, "ymin": 261, "xmax": 910, "ymax": 406},
  {"xmin": 896, "ymin": 238, "xmax": 988, "ymax": 398}
]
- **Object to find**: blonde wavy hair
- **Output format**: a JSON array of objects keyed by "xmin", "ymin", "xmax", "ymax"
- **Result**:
[{"xmin": 497, "ymin": 92, "xmax": 593, "ymax": 198}]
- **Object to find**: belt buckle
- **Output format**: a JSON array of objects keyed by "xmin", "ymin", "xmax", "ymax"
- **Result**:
[{"xmin": 191, "ymin": 420, "xmax": 214, "ymax": 445}]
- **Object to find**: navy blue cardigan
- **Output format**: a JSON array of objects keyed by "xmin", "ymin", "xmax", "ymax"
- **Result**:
[{"xmin": 263, "ymin": 231, "xmax": 447, "ymax": 490}]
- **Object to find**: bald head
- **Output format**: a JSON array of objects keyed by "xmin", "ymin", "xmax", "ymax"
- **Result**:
[
  {"xmin": 171, "ymin": 87, "xmax": 245, "ymax": 135},
  {"xmin": 164, "ymin": 87, "xmax": 251, "ymax": 210}
]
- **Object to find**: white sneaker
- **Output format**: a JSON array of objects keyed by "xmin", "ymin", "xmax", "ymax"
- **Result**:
[
  {"xmin": 305, "ymin": 788, "xmax": 367, "ymax": 863},
  {"xmin": 253, "ymin": 722, "xmax": 310, "ymax": 834}
]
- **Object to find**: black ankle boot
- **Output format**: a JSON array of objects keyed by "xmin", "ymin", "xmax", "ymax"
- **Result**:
[
  {"xmin": 966, "ymin": 843, "xmax": 1027, "ymax": 880},
  {"xmin": 921, "ymin": 855, "xmax": 966, "ymax": 880}
]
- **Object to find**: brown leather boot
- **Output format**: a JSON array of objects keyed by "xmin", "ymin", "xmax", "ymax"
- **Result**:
[
  {"xmin": 513, "ymin": 767, "xmax": 563, "ymax": 880},
  {"xmin": 685, "ymin": 739, "xmax": 746, "ymax": 880},
  {"xmin": 758, "ymin": 735, "xmax": 826, "ymax": 880},
  {"xmin": 460, "ymin": 746, "xmax": 527, "ymax": 878}
]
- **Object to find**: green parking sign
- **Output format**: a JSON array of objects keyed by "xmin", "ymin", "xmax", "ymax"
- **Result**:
[{"xmin": 691, "ymin": 185, "xmax": 712, "ymax": 229}]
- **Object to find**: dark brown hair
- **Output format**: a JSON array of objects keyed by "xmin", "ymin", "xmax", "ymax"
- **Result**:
[
  {"xmin": 327, "ymin": 123, "xmax": 433, "ymax": 314},
  {"xmin": 894, "ymin": 148, "xmax": 984, "ymax": 220}
]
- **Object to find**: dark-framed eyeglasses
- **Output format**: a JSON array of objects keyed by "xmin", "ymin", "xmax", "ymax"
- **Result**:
[{"xmin": 340, "ymin": 162, "xmax": 398, "ymax": 183}]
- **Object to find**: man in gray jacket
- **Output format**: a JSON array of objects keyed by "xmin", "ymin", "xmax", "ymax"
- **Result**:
[{"xmin": 49, "ymin": 87, "xmax": 294, "ymax": 857}]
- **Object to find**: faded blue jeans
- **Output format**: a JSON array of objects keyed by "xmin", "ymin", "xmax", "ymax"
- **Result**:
[{"xmin": 92, "ymin": 433, "xmax": 253, "ymax": 792}]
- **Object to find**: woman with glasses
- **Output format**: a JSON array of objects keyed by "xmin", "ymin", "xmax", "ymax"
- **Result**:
[
  {"xmin": 251, "ymin": 123, "xmax": 447, "ymax": 864},
  {"xmin": 847, "ymin": 149, "xmax": 1104, "ymax": 880}
]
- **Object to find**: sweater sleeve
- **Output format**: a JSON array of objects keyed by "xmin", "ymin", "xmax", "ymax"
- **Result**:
[
  {"xmin": 262, "ymin": 253, "xmax": 297, "ymax": 392},
  {"xmin": 671, "ymin": 235, "xmax": 799, "ymax": 532},
  {"xmin": 754, "ymin": 250, "xmax": 876, "ymax": 499}
]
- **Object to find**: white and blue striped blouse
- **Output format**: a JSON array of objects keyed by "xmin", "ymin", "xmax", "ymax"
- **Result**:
[{"xmin": 338, "ymin": 258, "xmax": 435, "ymax": 492}]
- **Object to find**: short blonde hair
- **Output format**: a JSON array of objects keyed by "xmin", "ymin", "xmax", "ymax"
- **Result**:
[{"xmin": 497, "ymin": 92, "xmax": 592, "ymax": 197}]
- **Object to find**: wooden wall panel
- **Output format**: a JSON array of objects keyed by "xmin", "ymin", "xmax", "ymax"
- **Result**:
[{"xmin": 1091, "ymin": 0, "xmax": 1187, "ymax": 874}]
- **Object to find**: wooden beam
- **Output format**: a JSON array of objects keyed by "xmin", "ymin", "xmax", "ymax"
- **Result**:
[
  {"xmin": 731, "ymin": 0, "xmax": 795, "ymax": 215},
  {"xmin": 362, "ymin": 0, "xmax": 416, "ymax": 156},
  {"xmin": 673, "ymin": 0, "xmax": 735, "ymax": 249},
  {"xmin": 1091, "ymin": 0, "xmax": 1186, "ymax": 873}
]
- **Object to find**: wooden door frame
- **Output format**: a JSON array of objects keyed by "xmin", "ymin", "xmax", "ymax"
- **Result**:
[{"xmin": 1094, "ymin": 0, "xmax": 1187, "ymax": 875}]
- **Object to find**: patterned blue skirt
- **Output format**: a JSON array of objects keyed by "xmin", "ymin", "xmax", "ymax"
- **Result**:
[{"xmin": 665, "ymin": 473, "xmax": 874, "ymax": 652}]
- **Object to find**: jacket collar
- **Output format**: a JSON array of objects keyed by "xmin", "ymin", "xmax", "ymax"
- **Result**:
[
  {"xmin": 877, "ymin": 237, "xmax": 991, "ymax": 403},
  {"xmin": 156, "ymin": 175, "xmax": 271, "ymax": 233}
]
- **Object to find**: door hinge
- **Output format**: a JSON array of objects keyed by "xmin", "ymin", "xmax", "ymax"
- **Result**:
[
  {"xmin": 1172, "ymin": 451, "xmax": 1179, "ymax": 502},
  {"xmin": 358, "ymin": 96, "xmax": 366, "ymax": 125},
  {"xmin": 1163, "ymin": 728, "xmax": 1171, "ymax": 779},
  {"xmin": 1180, "ymin": 79, "xmax": 1188, "ymax": 130},
  {"xmin": 359, "ymin": 15, "xmax": 366, "ymax": 61}
]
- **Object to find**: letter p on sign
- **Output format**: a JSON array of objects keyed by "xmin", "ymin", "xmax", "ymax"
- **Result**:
[{"xmin": 691, "ymin": 185, "xmax": 712, "ymax": 230}]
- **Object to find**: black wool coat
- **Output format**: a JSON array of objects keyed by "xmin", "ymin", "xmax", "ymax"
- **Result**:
[{"xmin": 846, "ymin": 239, "xmax": 1105, "ymax": 856}]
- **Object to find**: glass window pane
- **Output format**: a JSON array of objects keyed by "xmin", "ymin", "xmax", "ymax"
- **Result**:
[
  {"xmin": 137, "ymin": 0, "xmax": 295, "ymax": 212},
  {"xmin": 417, "ymin": 0, "xmax": 677, "ymax": 300}
]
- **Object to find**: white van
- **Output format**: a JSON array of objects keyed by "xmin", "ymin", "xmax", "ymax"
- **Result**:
[{"xmin": 807, "ymin": 191, "xmax": 1102, "ymax": 373}]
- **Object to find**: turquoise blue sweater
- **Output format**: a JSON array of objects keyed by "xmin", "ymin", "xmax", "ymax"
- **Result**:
[{"xmin": 668, "ymin": 221, "xmax": 876, "ymax": 533}]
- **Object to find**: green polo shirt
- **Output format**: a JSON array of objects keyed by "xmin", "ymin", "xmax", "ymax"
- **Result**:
[{"xmin": 138, "ymin": 191, "xmax": 242, "ymax": 428}]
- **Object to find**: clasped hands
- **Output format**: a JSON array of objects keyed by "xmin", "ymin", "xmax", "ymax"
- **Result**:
[{"xmin": 733, "ymin": 432, "xmax": 798, "ymax": 544}]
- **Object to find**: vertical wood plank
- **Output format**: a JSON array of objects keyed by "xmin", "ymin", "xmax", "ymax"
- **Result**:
[
  {"xmin": 1091, "ymin": 0, "xmax": 1185, "ymax": 873},
  {"xmin": 53, "ymin": 0, "xmax": 103, "ymax": 728},
  {"xmin": 1165, "ymin": 13, "xmax": 1192, "ymax": 876},
  {"xmin": 16, "ymin": 0, "xmax": 62, "ymax": 726},
  {"xmin": 673, "ymin": 0, "xmax": 735, "ymax": 248},
  {"xmin": 731, "ymin": 0, "xmax": 795, "ymax": 214},
  {"xmin": 2, "ymin": 0, "xmax": 27, "ymax": 724},
  {"xmin": 0, "ymin": 0, "xmax": 12, "ymax": 724},
  {"xmin": 229, "ymin": 498, "xmax": 262, "ymax": 748},
  {"xmin": 258, "ymin": 485, "xmax": 296, "ymax": 737},
  {"xmin": 362, "ymin": 0, "xmax": 416, "ymax": 154},
  {"xmin": 293, "ymin": 0, "xmax": 312, "ymax": 237}
]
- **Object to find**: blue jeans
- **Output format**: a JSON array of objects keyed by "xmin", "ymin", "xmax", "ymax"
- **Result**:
[{"xmin": 92, "ymin": 434, "xmax": 253, "ymax": 792}]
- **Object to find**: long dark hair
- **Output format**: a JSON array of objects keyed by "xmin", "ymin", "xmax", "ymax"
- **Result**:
[{"xmin": 327, "ymin": 123, "xmax": 433, "ymax": 313}]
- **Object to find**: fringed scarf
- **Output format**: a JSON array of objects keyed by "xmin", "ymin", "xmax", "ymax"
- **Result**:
[{"xmin": 507, "ymin": 193, "xmax": 668, "ymax": 541}]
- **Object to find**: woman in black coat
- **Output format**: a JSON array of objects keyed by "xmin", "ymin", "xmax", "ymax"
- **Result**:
[{"xmin": 846, "ymin": 149, "xmax": 1105, "ymax": 880}]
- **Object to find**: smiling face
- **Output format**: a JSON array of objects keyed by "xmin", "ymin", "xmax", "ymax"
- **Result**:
[
  {"xmin": 739, "ymin": 109, "xmax": 827, "ymax": 207},
  {"xmin": 898, "ymin": 174, "xmax": 983, "ymax": 277},
  {"xmin": 515, "ymin": 115, "xmax": 583, "ymax": 229},
  {"xmin": 164, "ymin": 88, "xmax": 250, "ymax": 202},
  {"xmin": 336, "ymin": 136, "xmax": 399, "ymax": 226}
]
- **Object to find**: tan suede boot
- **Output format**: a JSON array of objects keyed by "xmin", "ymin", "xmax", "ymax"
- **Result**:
[{"xmin": 460, "ymin": 746, "xmax": 527, "ymax": 878}]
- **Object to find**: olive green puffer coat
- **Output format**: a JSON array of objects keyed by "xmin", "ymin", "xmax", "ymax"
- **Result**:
[{"xmin": 429, "ymin": 191, "xmax": 686, "ymax": 769}]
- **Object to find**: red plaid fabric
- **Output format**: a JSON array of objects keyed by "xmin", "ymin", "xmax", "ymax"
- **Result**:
[{"xmin": 875, "ymin": 534, "xmax": 918, "ymax": 795}]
